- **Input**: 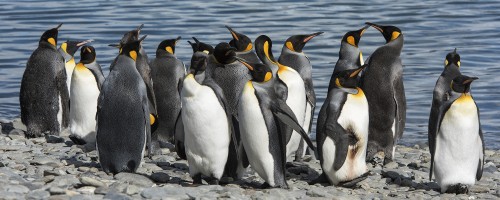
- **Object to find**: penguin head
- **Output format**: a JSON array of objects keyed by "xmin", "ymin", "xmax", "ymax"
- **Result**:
[
  {"xmin": 158, "ymin": 36, "xmax": 181, "ymax": 54},
  {"xmin": 254, "ymin": 35, "xmax": 278, "ymax": 65},
  {"xmin": 40, "ymin": 23, "xmax": 62, "ymax": 47},
  {"xmin": 188, "ymin": 37, "xmax": 214, "ymax": 54},
  {"xmin": 451, "ymin": 75, "xmax": 478, "ymax": 94},
  {"xmin": 61, "ymin": 40, "xmax": 92, "ymax": 57},
  {"xmin": 445, "ymin": 48, "xmax": 461, "ymax": 68},
  {"xmin": 120, "ymin": 24, "xmax": 143, "ymax": 45},
  {"xmin": 188, "ymin": 52, "xmax": 209, "ymax": 77},
  {"xmin": 120, "ymin": 36, "xmax": 146, "ymax": 62},
  {"xmin": 235, "ymin": 57, "xmax": 272, "ymax": 83},
  {"xmin": 333, "ymin": 65, "xmax": 367, "ymax": 88},
  {"xmin": 226, "ymin": 26, "xmax": 253, "ymax": 52},
  {"xmin": 284, "ymin": 32, "xmax": 323, "ymax": 53},
  {"xmin": 80, "ymin": 46, "xmax": 96, "ymax": 64},
  {"xmin": 342, "ymin": 25, "xmax": 369, "ymax": 47},
  {"xmin": 214, "ymin": 42, "xmax": 237, "ymax": 64},
  {"xmin": 365, "ymin": 22, "xmax": 402, "ymax": 43}
]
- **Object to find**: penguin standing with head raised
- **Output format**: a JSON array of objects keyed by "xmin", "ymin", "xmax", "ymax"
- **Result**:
[
  {"xmin": 332, "ymin": 26, "xmax": 368, "ymax": 73},
  {"xmin": 69, "ymin": 46, "xmax": 104, "ymax": 146},
  {"xmin": 428, "ymin": 50, "xmax": 462, "ymax": 176},
  {"xmin": 314, "ymin": 66, "xmax": 369, "ymax": 186},
  {"xmin": 226, "ymin": 26, "xmax": 260, "ymax": 64},
  {"xmin": 253, "ymin": 35, "xmax": 307, "ymax": 162},
  {"xmin": 58, "ymin": 39, "xmax": 91, "ymax": 94},
  {"xmin": 361, "ymin": 22, "xmax": 405, "ymax": 164},
  {"xmin": 237, "ymin": 57, "xmax": 315, "ymax": 188},
  {"xmin": 96, "ymin": 39, "xmax": 151, "ymax": 174},
  {"xmin": 150, "ymin": 37, "xmax": 185, "ymax": 145},
  {"xmin": 182, "ymin": 49, "xmax": 232, "ymax": 185},
  {"xmin": 20, "ymin": 23, "xmax": 70, "ymax": 138},
  {"xmin": 430, "ymin": 75, "xmax": 484, "ymax": 194},
  {"xmin": 278, "ymin": 31, "xmax": 323, "ymax": 161}
]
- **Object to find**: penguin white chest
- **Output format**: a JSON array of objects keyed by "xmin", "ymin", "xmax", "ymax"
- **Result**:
[
  {"xmin": 65, "ymin": 58, "xmax": 76, "ymax": 94},
  {"xmin": 238, "ymin": 82, "xmax": 276, "ymax": 186},
  {"xmin": 181, "ymin": 78, "xmax": 230, "ymax": 179},
  {"xmin": 69, "ymin": 66, "xmax": 100, "ymax": 144},
  {"xmin": 322, "ymin": 90, "xmax": 369, "ymax": 185},
  {"xmin": 435, "ymin": 95, "xmax": 481, "ymax": 192},
  {"xmin": 280, "ymin": 70, "xmax": 307, "ymax": 160}
]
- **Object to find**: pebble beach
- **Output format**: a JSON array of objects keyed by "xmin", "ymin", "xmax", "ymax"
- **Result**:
[{"xmin": 0, "ymin": 118, "xmax": 498, "ymax": 200}]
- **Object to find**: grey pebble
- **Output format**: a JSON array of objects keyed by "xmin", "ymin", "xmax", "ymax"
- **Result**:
[
  {"xmin": 104, "ymin": 192, "xmax": 132, "ymax": 200},
  {"xmin": 141, "ymin": 187, "xmax": 190, "ymax": 199},
  {"xmin": 114, "ymin": 172, "xmax": 154, "ymax": 187},
  {"xmin": 80, "ymin": 176, "xmax": 105, "ymax": 188},
  {"xmin": 150, "ymin": 171, "xmax": 170, "ymax": 183},
  {"xmin": 49, "ymin": 186, "xmax": 66, "ymax": 195},
  {"xmin": 45, "ymin": 135, "xmax": 65, "ymax": 143},
  {"xmin": 26, "ymin": 190, "xmax": 50, "ymax": 200}
]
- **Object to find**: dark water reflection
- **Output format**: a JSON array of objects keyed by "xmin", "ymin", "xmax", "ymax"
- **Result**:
[{"xmin": 0, "ymin": 0, "xmax": 499, "ymax": 149}]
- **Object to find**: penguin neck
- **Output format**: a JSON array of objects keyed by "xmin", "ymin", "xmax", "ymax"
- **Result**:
[
  {"xmin": 384, "ymin": 35, "xmax": 404, "ymax": 56},
  {"xmin": 58, "ymin": 48, "xmax": 73, "ymax": 61},
  {"xmin": 281, "ymin": 45, "xmax": 302, "ymax": 56},
  {"xmin": 139, "ymin": 47, "xmax": 149, "ymax": 61},
  {"xmin": 339, "ymin": 42, "xmax": 360, "ymax": 63},
  {"xmin": 39, "ymin": 41, "xmax": 57, "ymax": 50},
  {"xmin": 182, "ymin": 74, "xmax": 202, "ymax": 97},
  {"xmin": 194, "ymin": 71, "xmax": 206, "ymax": 84},
  {"xmin": 155, "ymin": 50, "xmax": 175, "ymax": 58},
  {"xmin": 442, "ymin": 64, "xmax": 461, "ymax": 82}
]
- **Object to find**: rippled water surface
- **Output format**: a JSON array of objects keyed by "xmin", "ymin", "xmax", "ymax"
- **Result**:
[{"xmin": 1, "ymin": 0, "xmax": 499, "ymax": 149}]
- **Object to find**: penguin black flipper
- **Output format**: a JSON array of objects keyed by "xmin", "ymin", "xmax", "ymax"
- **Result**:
[
  {"xmin": 322, "ymin": 90, "xmax": 352, "ymax": 171},
  {"xmin": 173, "ymin": 110, "xmax": 186, "ymax": 160},
  {"xmin": 56, "ymin": 63, "xmax": 70, "ymax": 129},
  {"xmin": 232, "ymin": 115, "xmax": 249, "ymax": 168},
  {"xmin": 475, "ymin": 103, "xmax": 484, "ymax": 181},
  {"xmin": 271, "ymin": 101, "xmax": 315, "ymax": 151},
  {"xmin": 142, "ymin": 93, "xmax": 153, "ymax": 158}
]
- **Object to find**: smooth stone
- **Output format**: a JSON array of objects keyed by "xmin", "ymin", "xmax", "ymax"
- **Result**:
[
  {"xmin": 0, "ymin": 191, "xmax": 21, "ymax": 200},
  {"xmin": 68, "ymin": 194, "xmax": 95, "ymax": 200},
  {"xmin": 150, "ymin": 172, "xmax": 170, "ymax": 183},
  {"xmin": 384, "ymin": 162, "xmax": 399, "ymax": 169},
  {"xmin": 45, "ymin": 135, "xmax": 65, "ymax": 143},
  {"xmin": 103, "ymin": 192, "xmax": 132, "ymax": 200},
  {"xmin": 76, "ymin": 186, "xmax": 96, "ymax": 195},
  {"xmin": 80, "ymin": 176, "xmax": 105, "ymax": 188},
  {"xmin": 44, "ymin": 169, "xmax": 67, "ymax": 176},
  {"xmin": 4, "ymin": 184, "xmax": 30, "ymax": 194},
  {"xmin": 141, "ymin": 187, "xmax": 190, "ymax": 199},
  {"xmin": 125, "ymin": 185, "xmax": 142, "ymax": 195},
  {"xmin": 51, "ymin": 175, "xmax": 81, "ymax": 187},
  {"xmin": 26, "ymin": 190, "xmax": 51, "ymax": 200},
  {"xmin": 172, "ymin": 162, "xmax": 189, "ymax": 170},
  {"xmin": 49, "ymin": 186, "xmax": 66, "ymax": 195},
  {"xmin": 114, "ymin": 172, "xmax": 154, "ymax": 187},
  {"xmin": 30, "ymin": 158, "xmax": 60, "ymax": 167},
  {"xmin": 94, "ymin": 187, "xmax": 110, "ymax": 195}
]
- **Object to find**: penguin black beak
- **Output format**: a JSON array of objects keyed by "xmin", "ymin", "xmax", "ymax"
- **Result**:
[
  {"xmin": 55, "ymin": 23, "xmax": 63, "ymax": 30},
  {"xmin": 350, "ymin": 64, "xmax": 367, "ymax": 78},
  {"xmin": 136, "ymin": 24, "xmax": 144, "ymax": 34},
  {"xmin": 108, "ymin": 43, "xmax": 121, "ymax": 48},
  {"xmin": 234, "ymin": 57, "xmax": 254, "ymax": 71},
  {"xmin": 175, "ymin": 36, "xmax": 182, "ymax": 45},
  {"xmin": 358, "ymin": 25, "xmax": 370, "ymax": 36},
  {"xmin": 225, "ymin": 25, "xmax": 240, "ymax": 41},
  {"xmin": 365, "ymin": 22, "xmax": 384, "ymax": 33},
  {"xmin": 76, "ymin": 39, "xmax": 93, "ymax": 47},
  {"xmin": 453, "ymin": 48, "xmax": 458, "ymax": 54},
  {"xmin": 138, "ymin": 35, "xmax": 147, "ymax": 43},
  {"xmin": 303, "ymin": 32, "xmax": 324, "ymax": 43}
]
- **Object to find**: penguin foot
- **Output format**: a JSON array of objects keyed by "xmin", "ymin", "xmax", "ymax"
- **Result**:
[
  {"xmin": 69, "ymin": 135, "xmax": 87, "ymax": 145},
  {"xmin": 285, "ymin": 162, "xmax": 308, "ymax": 169},
  {"xmin": 192, "ymin": 174, "xmax": 203, "ymax": 185},
  {"xmin": 208, "ymin": 177, "xmax": 220, "ymax": 185},
  {"xmin": 383, "ymin": 157, "xmax": 394, "ymax": 166},
  {"xmin": 308, "ymin": 173, "xmax": 329, "ymax": 185},
  {"xmin": 337, "ymin": 172, "xmax": 370, "ymax": 188},
  {"xmin": 446, "ymin": 183, "xmax": 469, "ymax": 194},
  {"xmin": 260, "ymin": 182, "xmax": 271, "ymax": 189}
]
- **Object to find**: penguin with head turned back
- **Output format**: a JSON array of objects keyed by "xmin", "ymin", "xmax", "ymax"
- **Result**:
[
  {"xmin": 150, "ymin": 36, "xmax": 185, "ymax": 145},
  {"xmin": 58, "ymin": 39, "xmax": 92, "ymax": 94},
  {"xmin": 254, "ymin": 35, "xmax": 307, "ymax": 163},
  {"xmin": 181, "ymin": 48, "xmax": 233, "ymax": 185},
  {"xmin": 428, "ymin": 50, "xmax": 462, "ymax": 173},
  {"xmin": 69, "ymin": 45, "xmax": 104, "ymax": 146},
  {"xmin": 97, "ymin": 38, "xmax": 151, "ymax": 174},
  {"xmin": 313, "ymin": 65, "xmax": 369, "ymax": 186},
  {"xmin": 361, "ymin": 22, "xmax": 405, "ymax": 164},
  {"xmin": 430, "ymin": 75, "xmax": 484, "ymax": 194},
  {"xmin": 236, "ymin": 56, "xmax": 315, "ymax": 189},
  {"xmin": 278, "ymin": 31, "xmax": 323, "ymax": 161},
  {"xmin": 20, "ymin": 23, "xmax": 70, "ymax": 138},
  {"xmin": 110, "ymin": 24, "xmax": 159, "ymax": 154},
  {"xmin": 226, "ymin": 25, "xmax": 261, "ymax": 64}
]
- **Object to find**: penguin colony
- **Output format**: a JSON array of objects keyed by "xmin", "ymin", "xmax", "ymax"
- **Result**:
[{"xmin": 19, "ymin": 23, "xmax": 484, "ymax": 193}]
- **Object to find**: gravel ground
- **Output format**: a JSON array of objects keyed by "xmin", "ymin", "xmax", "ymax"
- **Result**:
[{"xmin": 0, "ymin": 118, "xmax": 499, "ymax": 200}]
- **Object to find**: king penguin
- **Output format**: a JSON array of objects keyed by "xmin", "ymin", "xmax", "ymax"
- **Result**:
[
  {"xmin": 332, "ymin": 26, "xmax": 369, "ymax": 73},
  {"xmin": 69, "ymin": 46, "xmax": 105, "ymax": 146},
  {"xmin": 253, "ymin": 35, "xmax": 307, "ymax": 163},
  {"xmin": 20, "ymin": 23, "xmax": 70, "ymax": 138},
  {"xmin": 430, "ymin": 75, "xmax": 484, "ymax": 194},
  {"xmin": 182, "ymin": 50, "xmax": 233, "ymax": 185},
  {"xmin": 150, "ymin": 37, "xmax": 185, "ymax": 146},
  {"xmin": 278, "ymin": 31, "xmax": 323, "ymax": 161},
  {"xmin": 226, "ymin": 26, "xmax": 261, "ymax": 63},
  {"xmin": 361, "ymin": 22, "xmax": 405, "ymax": 164},
  {"xmin": 313, "ymin": 66, "xmax": 369, "ymax": 186},
  {"xmin": 236, "ymin": 57, "xmax": 315, "ymax": 188},
  {"xmin": 96, "ymin": 39, "xmax": 151, "ymax": 174},
  {"xmin": 428, "ymin": 50, "xmax": 462, "ymax": 175},
  {"xmin": 58, "ymin": 39, "xmax": 92, "ymax": 95}
]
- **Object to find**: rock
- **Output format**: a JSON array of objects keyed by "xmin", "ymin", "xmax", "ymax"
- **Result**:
[
  {"xmin": 79, "ymin": 176, "xmax": 105, "ymax": 188},
  {"xmin": 49, "ymin": 186, "xmax": 66, "ymax": 195},
  {"xmin": 44, "ymin": 135, "xmax": 65, "ymax": 143},
  {"xmin": 51, "ymin": 175, "xmax": 81, "ymax": 187},
  {"xmin": 44, "ymin": 169, "xmax": 66, "ymax": 176},
  {"xmin": 4, "ymin": 184, "xmax": 30, "ymax": 194},
  {"xmin": 469, "ymin": 185, "xmax": 490, "ymax": 193},
  {"xmin": 306, "ymin": 188, "xmax": 332, "ymax": 197},
  {"xmin": 384, "ymin": 162, "xmax": 399, "ymax": 169},
  {"xmin": 26, "ymin": 190, "xmax": 51, "ymax": 200},
  {"xmin": 141, "ymin": 187, "xmax": 190, "ymax": 199},
  {"xmin": 93, "ymin": 187, "xmax": 110, "ymax": 195},
  {"xmin": 76, "ymin": 186, "xmax": 96, "ymax": 195},
  {"xmin": 104, "ymin": 191, "xmax": 132, "ymax": 200},
  {"xmin": 0, "ymin": 192, "xmax": 21, "ymax": 200},
  {"xmin": 483, "ymin": 162, "xmax": 497, "ymax": 173},
  {"xmin": 125, "ymin": 185, "xmax": 142, "ymax": 195},
  {"xmin": 30, "ymin": 158, "xmax": 60, "ymax": 167},
  {"xmin": 172, "ymin": 162, "xmax": 189, "ymax": 170},
  {"xmin": 114, "ymin": 172, "xmax": 154, "ymax": 187},
  {"xmin": 150, "ymin": 172, "xmax": 170, "ymax": 183}
]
